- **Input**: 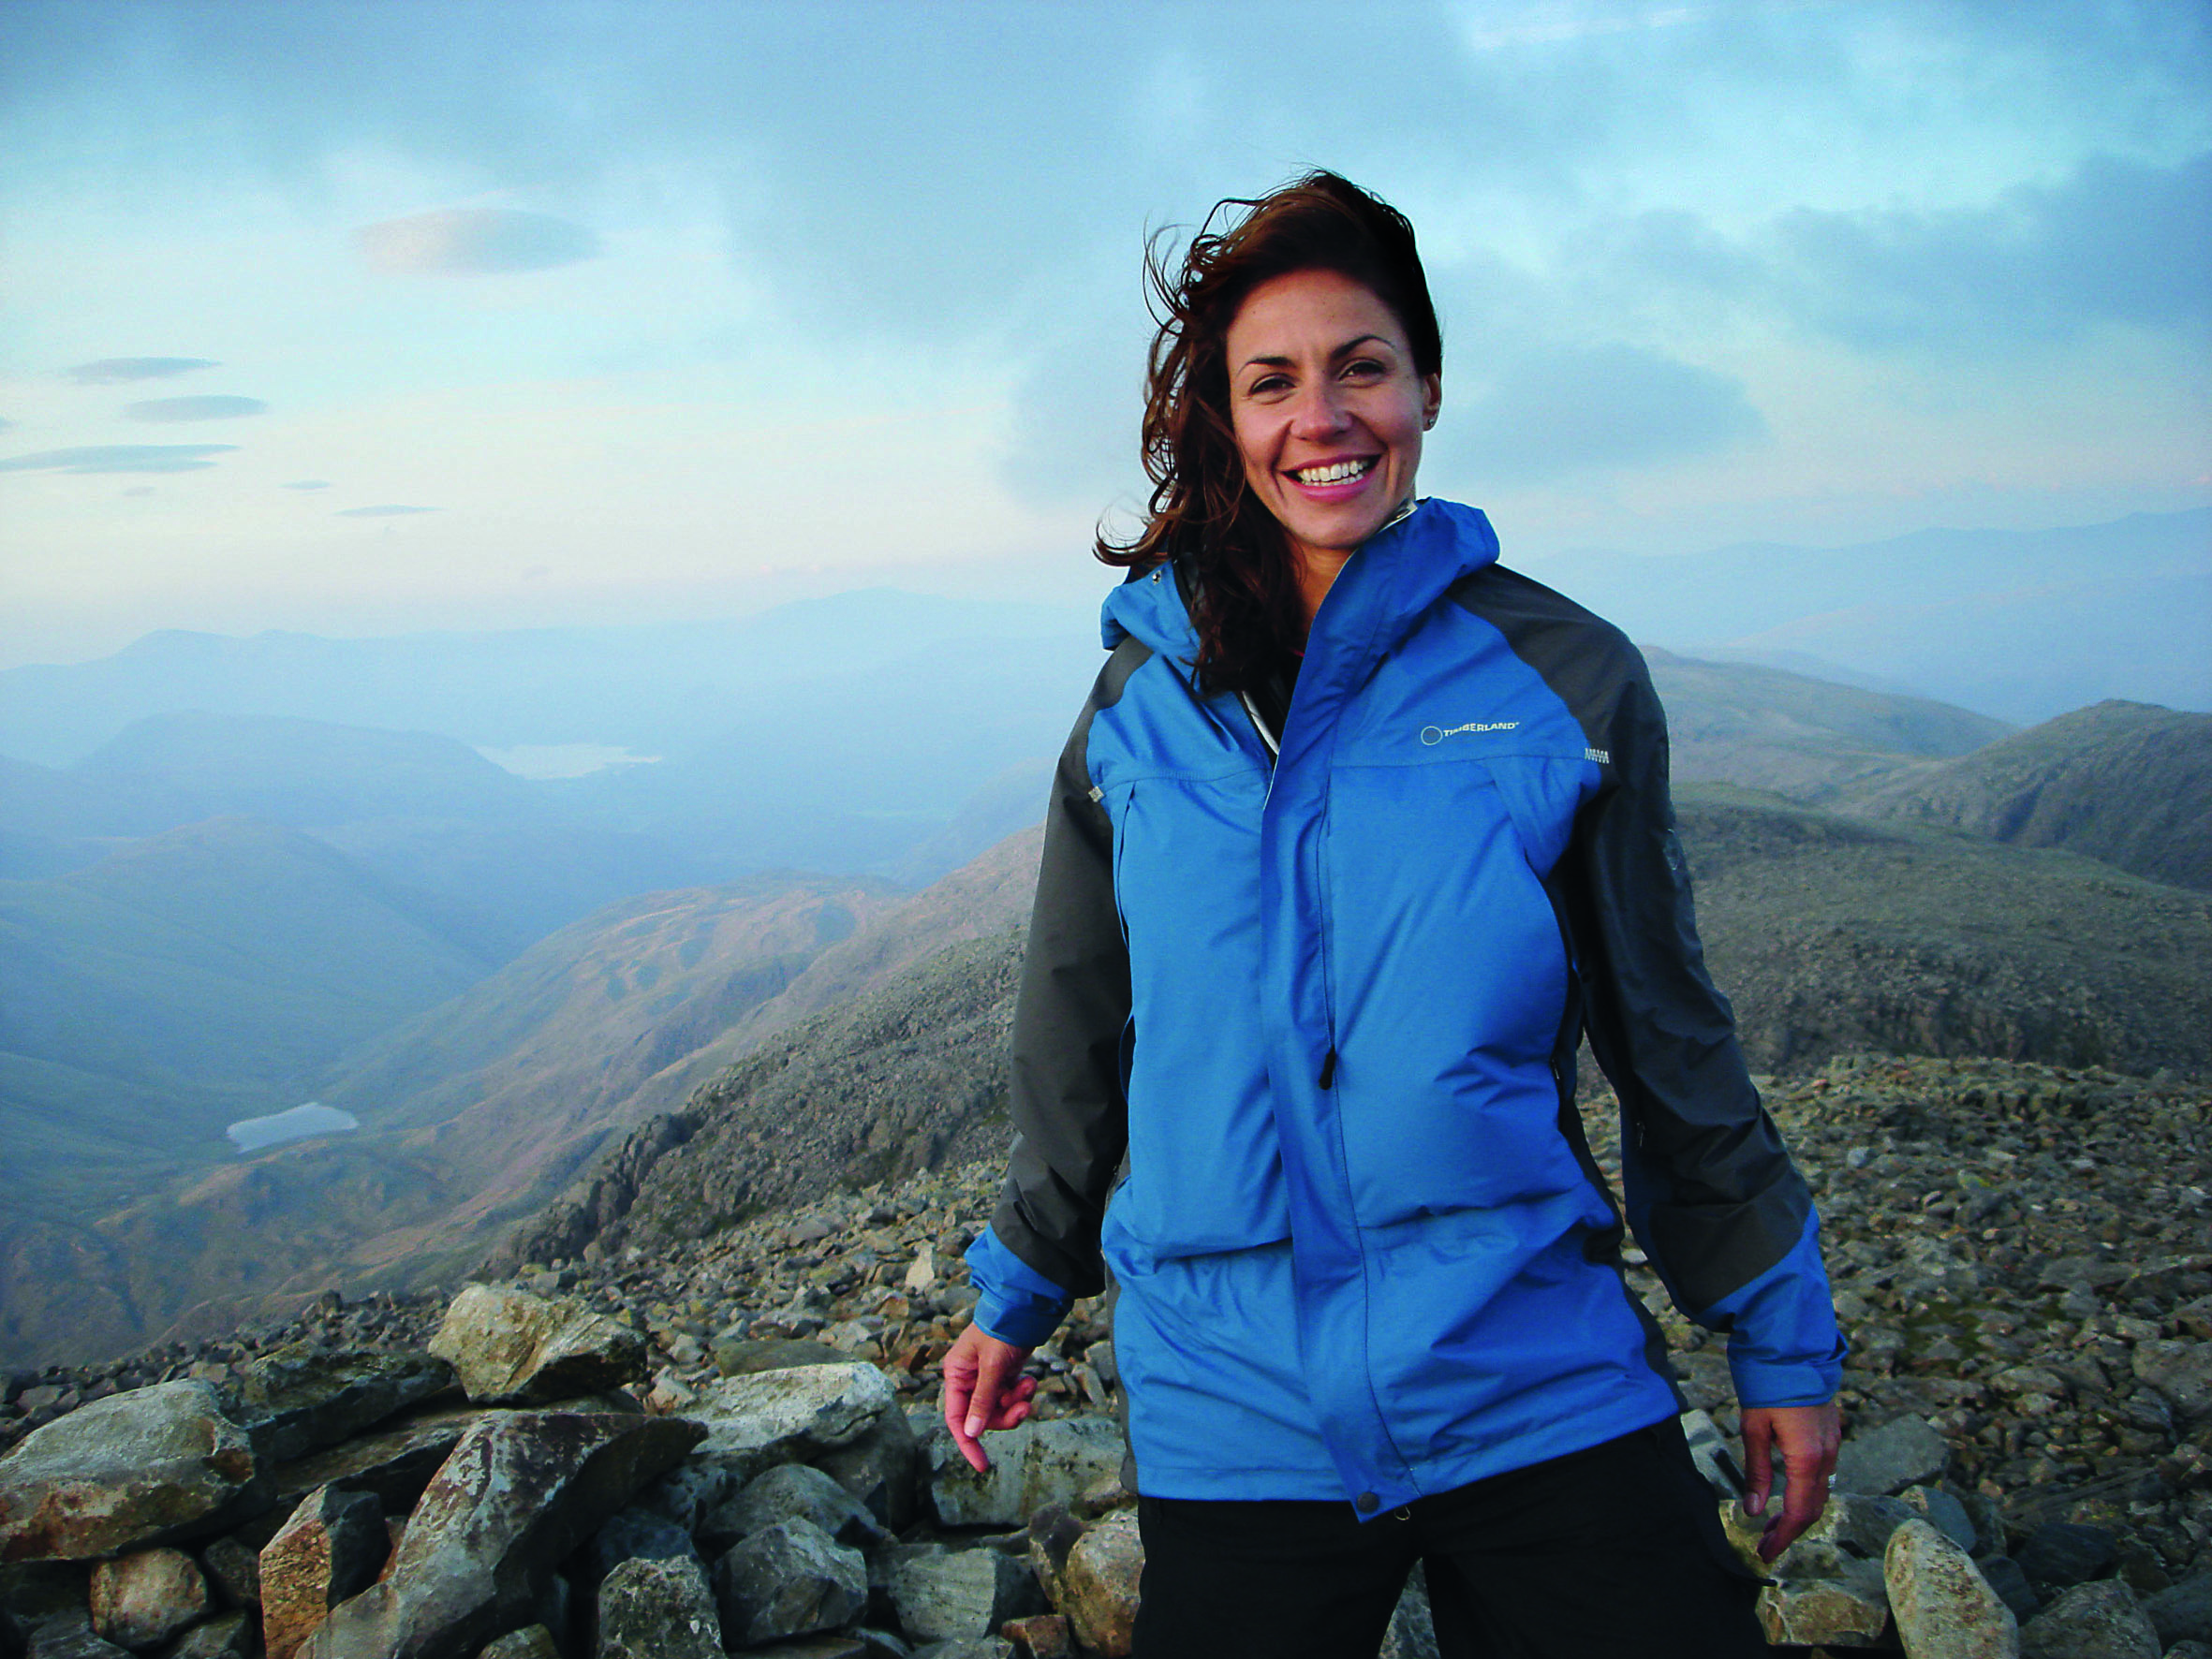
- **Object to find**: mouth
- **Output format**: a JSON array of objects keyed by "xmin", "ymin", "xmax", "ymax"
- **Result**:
[{"xmin": 1287, "ymin": 456, "xmax": 1379, "ymax": 488}]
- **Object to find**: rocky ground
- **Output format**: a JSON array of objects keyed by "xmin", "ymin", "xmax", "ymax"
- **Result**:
[{"xmin": 5, "ymin": 1050, "xmax": 2211, "ymax": 1654}]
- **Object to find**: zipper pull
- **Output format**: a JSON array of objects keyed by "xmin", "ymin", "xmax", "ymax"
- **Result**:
[{"xmin": 1318, "ymin": 1048, "xmax": 1337, "ymax": 1090}]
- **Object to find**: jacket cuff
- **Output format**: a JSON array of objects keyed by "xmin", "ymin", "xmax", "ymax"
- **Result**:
[
  {"xmin": 1697, "ymin": 1211, "xmax": 1848, "ymax": 1408},
  {"xmin": 965, "ymin": 1226, "xmax": 1076, "ymax": 1349}
]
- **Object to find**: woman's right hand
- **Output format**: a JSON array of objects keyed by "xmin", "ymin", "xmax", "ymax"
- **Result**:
[{"xmin": 941, "ymin": 1321, "xmax": 1039, "ymax": 1473}]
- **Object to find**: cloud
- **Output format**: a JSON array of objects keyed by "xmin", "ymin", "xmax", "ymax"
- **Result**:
[
  {"xmin": 336, "ymin": 504, "xmax": 437, "ymax": 517},
  {"xmin": 283, "ymin": 478, "xmax": 332, "ymax": 491},
  {"xmin": 65, "ymin": 358, "xmax": 219, "ymax": 384},
  {"xmin": 0, "ymin": 418, "xmax": 12, "ymax": 433},
  {"xmin": 1428, "ymin": 343, "xmax": 1766, "ymax": 485},
  {"xmin": 1776, "ymin": 149, "xmax": 2212, "ymax": 348},
  {"xmin": 358, "ymin": 209, "xmax": 600, "ymax": 274},
  {"xmin": 125, "ymin": 395, "xmax": 269, "ymax": 422},
  {"xmin": 0, "ymin": 444, "xmax": 239, "ymax": 474},
  {"xmin": 121, "ymin": 486, "xmax": 155, "ymax": 497}
]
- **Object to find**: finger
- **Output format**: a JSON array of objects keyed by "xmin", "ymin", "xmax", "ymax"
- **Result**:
[
  {"xmin": 1762, "ymin": 1462, "xmax": 1827, "ymax": 1562},
  {"xmin": 1741, "ymin": 1413, "xmax": 1775, "ymax": 1519}
]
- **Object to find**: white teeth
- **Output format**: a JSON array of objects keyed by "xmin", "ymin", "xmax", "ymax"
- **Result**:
[{"xmin": 1292, "ymin": 458, "xmax": 1375, "ymax": 485}]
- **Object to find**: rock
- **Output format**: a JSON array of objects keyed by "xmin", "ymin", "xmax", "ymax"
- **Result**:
[
  {"xmin": 2017, "ymin": 1524, "xmax": 2118, "ymax": 1592},
  {"xmin": 1755, "ymin": 1560, "xmax": 1892, "ymax": 1648},
  {"xmin": 473, "ymin": 1628, "xmax": 559, "ymax": 1659},
  {"xmin": 2168, "ymin": 1643, "xmax": 2212, "ymax": 1659},
  {"xmin": 1834, "ymin": 1415, "xmax": 1951, "ymax": 1497},
  {"xmin": 428, "ymin": 1286, "xmax": 646, "ymax": 1406},
  {"xmin": 595, "ymin": 1554, "xmax": 722, "ymax": 1659},
  {"xmin": 1982, "ymin": 1557, "xmax": 2043, "ymax": 1622},
  {"xmin": 298, "ymin": 1411, "xmax": 704, "ymax": 1659},
  {"xmin": 575, "ymin": 1505, "xmax": 697, "ymax": 1592},
  {"xmin": 685, "ymin": 1364, "xmax": 896, "ymax": 1483},
  {"xmin": 909, "ymin": 1642, "xmax": 1011, "ymax": 1659},
  {"xmin": 629, "ymin": 1462, "xmax": 740, "ymax": 1535},
  {"xmin": 2132, "ymin": 1343, "xmax": 2212, "ymax": 1425},
  {"xmin": 1884, "ymin": 1519, "xmax": 2020, "ymax": 1658},
  {"xmin": 710, "ymin": 1518, "xmax": 866, "ymax": 1649},
  {"xmin": 927, "ymin": 1417, "xmax": 1122, "ymax": 1529},
  {"xmin": 227, "ymin": 1348, "xmax": 456, "ymax": 1462},
  {"xmin": 260, "ymin": 1486, "xmax": 389, "ymax": 1659},
  {"xmin": 0, "ymin": 1383, "xmax": 264, "ymax": 1564},
  {"xmin": 267, "ymin": 1410, "xmax": 479, "ymax": 1515},
  {"xmin": 197, "ymin": 1537, "xmax": 260, "ymax": 1610},
  {"xmin": 161, "ymin": 1610, "xmax": 255, "ymax": 1657},
  {"xmin": 20, "ymin": 1613, "xmax": 131, "ymax": 1657},
  {"xmin": 1057, "ymin": 1510, "xmax": 1143, "ymax": 1659},
  {"xmin": 705, "ymin": 1464, "xmax": 887, "ymax": 1554},
  {"xmin": 86, "ymin": 1549, "xmax": 211, "ymax": 1652},
  {"xmin": 874, "ymin": 1545, "xmax": 1044, "ymax": 1643},
  {"xmin": 1380, "ymin": 1566, "xmax": 1439, "ymax": 1659},
  {"xmin": 998, "ymin": 1613, "xmax": 1070, "ymax": 1659},
  {"xmin": 712, "ymin": 1340, "xmax": 850, "ymax": 1378},
  {"xmin": 2144, "ymin": 1574, "xmax": 2212, "ymax": 1644},
  {"xmin": 2017, "ymin": 1579, "xmax": 2160, "ymax": 1658},
  {"xmin": 814, "ymin": 1408, "xmax": 922, "ymax": 1532},
  {"xmin": 1901, "ymin": 1485, "xmax": 1981, "ymax": 1554},
  {"xmin": 1677, "ymin": 1410, "xmax": 1744, "ymax": 1498}
]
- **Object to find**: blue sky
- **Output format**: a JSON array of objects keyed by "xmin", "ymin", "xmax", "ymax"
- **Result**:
[{"xmin": 1, "ymin": 0, "xmax": 2205, "ymax": 666}]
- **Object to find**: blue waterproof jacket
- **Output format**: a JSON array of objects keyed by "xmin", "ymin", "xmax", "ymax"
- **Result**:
[{"xmin": 968, "ymin": 500, "xmax": 1844, "ymax": 1513}]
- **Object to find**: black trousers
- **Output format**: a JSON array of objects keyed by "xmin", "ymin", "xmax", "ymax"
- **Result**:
[{"xmin": 1129, "ymin": 1419, "xmax": 1767, "ymax": 1659}]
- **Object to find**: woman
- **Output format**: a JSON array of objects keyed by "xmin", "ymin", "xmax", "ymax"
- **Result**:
[{"xmin": 943, "ymin": 172, "xmax": 1845, "ymax": 1657}]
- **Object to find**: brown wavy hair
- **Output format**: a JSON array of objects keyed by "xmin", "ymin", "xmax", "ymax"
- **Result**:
[{"xmin": 1099, "ymin": 171, "xmax": 1442, "ymax": 692}]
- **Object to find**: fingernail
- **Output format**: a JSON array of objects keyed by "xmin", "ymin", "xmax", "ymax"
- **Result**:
[{"xmin": 966, "ymin": 1417, "xmax": 983, "ymax": 1437}]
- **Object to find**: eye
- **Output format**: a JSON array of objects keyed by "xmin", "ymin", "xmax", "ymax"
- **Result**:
[
  {"xmin": 1341, "ymin": 357, "xmax": 1387, "ymax": 381},
  {"xmin": 1244, "ymin": 373, "xmax": 1292, "ymax": 398}
]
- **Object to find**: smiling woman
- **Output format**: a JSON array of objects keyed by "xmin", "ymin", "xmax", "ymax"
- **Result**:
[{"xmin": 942, "ymin": 172, "xmax": 1848, "ymax": 1659}]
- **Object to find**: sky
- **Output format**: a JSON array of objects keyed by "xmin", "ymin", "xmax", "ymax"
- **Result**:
[{"xmin": 0, "ymin": 0, "xmax": 2206, "ymax": 668}]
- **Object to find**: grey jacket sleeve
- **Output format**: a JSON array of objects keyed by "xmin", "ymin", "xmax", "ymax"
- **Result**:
[
  {"xmin": 982, "ymin": 644, "xmax": 1146, "ymax": 1305},
  {"xmin": 1559, "ymin": 653, "xmax": 1816, "ymax": 1316}
]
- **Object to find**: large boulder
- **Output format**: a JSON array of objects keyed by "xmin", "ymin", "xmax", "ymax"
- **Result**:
[
  {"xmin": 1755, "ymin": 1562, "xmax": 1892, "ymax": 1649},
  {"xmin": 703, "ymin": 1465, "xmax": 886, "ymax": 1554},
  {"xmin": 1057, "ymin": 1510, "xmax": 1143, "ymax": 1659},
  {"xmin": 684, "ymin": 1364, "xmax": 896, "ymax": 1485},
  {"xmin": 709, "ymin": 1519, "xmax": 865, "ymax": 1649},
  {"xmin": 164, "ymin": 1611, "xmax": 255, "ymax": 1657},
  {"xmin": 2133, "ymin": 1342, "xmax": 2212, "ymax": 1425},
  {"xmin": 0, "ymin": 1383, "xmax": 264, "ymax": 1564},
  {"xmin": 1884, "ymin": 1519, "xmax": 2019, "ymax": 1659},
  {"xmin": 2018, "ymin": 1579, "xmax": 2160, "ymax": 1658},
  {"xmin": 297, "ymin": 1411, "xmax": 702, "ymax": 1659},
  {"xmin": 227, "ymin": 1348, "xmax": 457, "ymax": 1462},
  {"xmin": 427, "ymin": 1286, "xmax": 645, "ymax": 1405},
  {"xmin": 1834, "ymin": 1416, "xmax": 1950, "ymax": 1497},
  {"xmin": 927, "ymin": 1417, "xmax": 1122, "ymax": 1529},
  {"xmin": 596, "ymin": 1554, "xmax": 722, "ymax": 1659},
  {"xmin": 85, "ymin": 1549, "xmax": 210, "ymax": 1652},
  {"xmin": 259, "ymin": 1486, "xmax": 389, "ymax": 1659},
  {"xmin": 813, "ymin": 1408, "xmax": 922, "ymax": 1532},
  {"xmin": 266, "ymin": 1410, "xmax": 479, "ymax": 1516},
  {"xmin": 875, "ymin": 1543, "xmax": 1045, "ymax": 1643}
]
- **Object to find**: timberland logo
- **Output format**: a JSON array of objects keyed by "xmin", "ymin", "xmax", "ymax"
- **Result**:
[{"xmin": 1419, "ymin": 720, "xmax": 1519, "ymax": 745}]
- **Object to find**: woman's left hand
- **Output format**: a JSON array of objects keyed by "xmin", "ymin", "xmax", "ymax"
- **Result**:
[{"xmin": 1740, "ymin": 1401, "xmax": 1843, "ymax": 1562}]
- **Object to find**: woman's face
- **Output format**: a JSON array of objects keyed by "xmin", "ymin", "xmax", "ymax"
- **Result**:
[{"xmin": 1223, "ymin": 267, "xmax": 1441, "ymax": 575}]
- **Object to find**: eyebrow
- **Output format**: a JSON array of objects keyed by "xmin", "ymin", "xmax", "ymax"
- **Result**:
[{"xmin": 1238, "ymin": 333, "xmax": 1395, "ymax": 373}]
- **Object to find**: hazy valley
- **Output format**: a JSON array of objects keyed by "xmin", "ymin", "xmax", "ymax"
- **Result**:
[{"xmin": 1, "ymin": 508, "xmax": 2207, "ymax": 1373}]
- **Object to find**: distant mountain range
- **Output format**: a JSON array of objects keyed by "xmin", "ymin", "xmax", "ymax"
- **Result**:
[{"xmin": 1525, "ymin": 507, "xmax": 2210, "ymax": 725}]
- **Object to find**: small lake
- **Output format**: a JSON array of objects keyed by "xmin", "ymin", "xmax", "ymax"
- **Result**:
[
  {"xmin": 476, "ymin": 743, "xmax": 662, "ymax": 779},
  {"xmin": 228, "ymin": 1101, "xmax": 360, "ymax": 1152}
]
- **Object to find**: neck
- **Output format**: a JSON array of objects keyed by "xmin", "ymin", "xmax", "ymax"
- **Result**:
[{"xmin": 1290, "ymin": 492, "xmax": 1421, "ymax": 628}]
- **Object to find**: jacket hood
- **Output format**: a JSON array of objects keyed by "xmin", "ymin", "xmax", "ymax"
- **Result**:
[{"xmin": 1098, "ymin": 497, "xmax": 1502, "ymax": 664}]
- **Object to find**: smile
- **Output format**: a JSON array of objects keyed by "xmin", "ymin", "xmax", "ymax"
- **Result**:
[{"xmin": 1289, "ymin": 457, "xmax": 1377, "ymax": 486}]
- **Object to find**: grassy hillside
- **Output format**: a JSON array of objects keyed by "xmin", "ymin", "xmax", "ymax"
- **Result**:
[
  {"xmin": 0, "ymin": 817, "xmax": 496, "ymax": 1142},
  {"xmin": 531, "ymin": 799, "xmax": 2212, "ymax": 1261},
  {"xmin": 1832, "ymin": 700, "xmax": 2212, "ymax": 891},
  {"xmin": 1647, "ymin": 649, "xmax": 2012, "ymax": 800}
]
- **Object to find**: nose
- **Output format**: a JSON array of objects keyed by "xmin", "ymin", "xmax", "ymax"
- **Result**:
[{"xmin": 1288, "ymin": 380, "xmax": 1351, "ymax": 438}]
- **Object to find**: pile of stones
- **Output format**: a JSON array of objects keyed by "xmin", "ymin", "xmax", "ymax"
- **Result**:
[{"xmin": 4, "ymin": 1050, "xmax": 2210, "ymax": 1654}]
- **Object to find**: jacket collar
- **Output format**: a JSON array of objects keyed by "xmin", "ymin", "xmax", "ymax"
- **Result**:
[{"xmin": 1099, "ymin": 498, "xmax": 1501, "ymax": 670}]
